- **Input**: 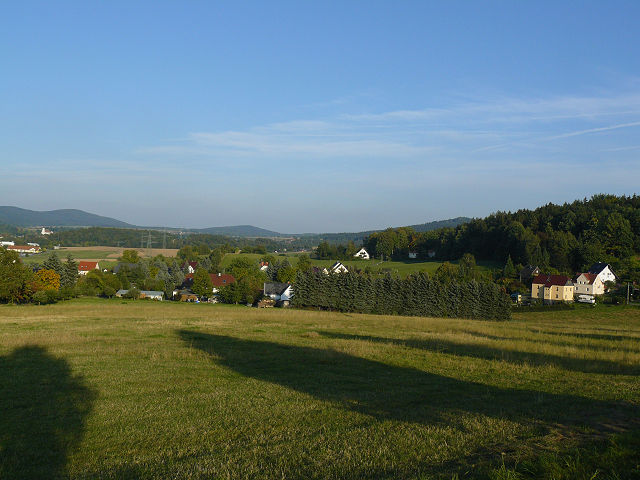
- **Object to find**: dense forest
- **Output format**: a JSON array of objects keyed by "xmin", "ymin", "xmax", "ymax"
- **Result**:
[{"xmin": 364, "ymin": 195, "xmax": 640, "ymax": 279}]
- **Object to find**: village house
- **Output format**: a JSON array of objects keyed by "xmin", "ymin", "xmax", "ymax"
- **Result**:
[
  {"xmin": 182, "ymin": 261, "xmax": 198, "ymax": 274},
  {"xmin": 78, "ymin": 261, "xmax": 100, "ymax": 275},
  {"xmin": 353, "ymin": 248, "xmax": 370, "ymax": 260},
  {"xmin": 531, "ymin": 274, "xmax": 574, "ymax": 303},
  {"xmin": 259, "ymin": 261, "xmax": 269, "ymax": 271},
  {"xmin": 211, "ymin": 273, "xmax": 236, "ymax": 293},
  {"xmin": 6, "ymin": 245, "xmax": 41, "ymax": 254},
  {"xmin": 519, "ymin": 265, "xmax": 540, "ymax": 283},
  {"xmin": 427, "ymin": 250, "xmax": 436, "ymax": 258},
  {"xmin": 329, "ymin": 261, "xmax": 349, "ymax": 274},
  {"xmin": 116, "ymin": 289, "xmax": 164, "ymax": 300},
  {"xmin": 41, "ymin": 227, "xmax": 53, "ymax": 235},
  {"xmin": 588, "ymin": 263, "xmax": 617, "ymax": 286},
  {"xmin": 263, "ymin": 282, "xmax": 294, "ymax": 306},
  {"xmin": 573, "ymin": 273, "xmax": 605, "ymax": 297},
  {"xmin": 408, "ymin": 252, "xmax": 417, "ymax": 259}
]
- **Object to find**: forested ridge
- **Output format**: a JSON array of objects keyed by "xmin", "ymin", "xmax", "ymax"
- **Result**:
[{"xmin": 364, "ymin": 195, "xmax": 640, "ymax": 275}]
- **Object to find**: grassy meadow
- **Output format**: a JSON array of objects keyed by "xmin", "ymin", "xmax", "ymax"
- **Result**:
[
  {"xmin": 1, "ymin": 300, "xmax": 639, "ymax": 479},
  {"xmin": 222, "ymin": 252, "xmax": 500, "ymax": 278}
]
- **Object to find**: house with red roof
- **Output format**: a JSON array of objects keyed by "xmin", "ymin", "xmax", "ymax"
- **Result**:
[
  {"xmin": 6, "ymin": 245, "xmax": 41, "ymax": 254},
  {"xmin": 78, "ymin": 261, "xmax": 100, "ymax": 275},
  {"xmin": 182, "ymin": 272, "xmax": 235, "ymax": 294},
  {"xmin": 531, "ymin": 274, "xmax": 574, "ymax": 303},
  {"xmin": 210, "ymin": 273, "xmax": 235, "ymax": 293},
  {"xmin": 182, "ymin": 261, "xmax": 198, "ymax": 274},
  {"xmin": 574, "ymin": 272, "xmax": 605, "ymax": 296}
]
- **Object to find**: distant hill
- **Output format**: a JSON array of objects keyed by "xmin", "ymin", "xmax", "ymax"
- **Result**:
[
  {"xmin": 0, "ymin": 207, "xmax": 134, "ymax": 228},
  {"xmin": 193, "ymin": 225, "xmax": 285, "ymax": 237},
  {"xmin": 406, "ymin": 217, "xmax": 471, "ymax": 232}
]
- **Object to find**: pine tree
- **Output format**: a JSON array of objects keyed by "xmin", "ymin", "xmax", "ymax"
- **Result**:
[
  {"xmin": 503, "ymin": 255, "xmax": 516, "ymax": 279},
  {"xmin": 43, "ymin": 252, "xmax": 64, "ymax": 278},
  {"xmin": 61, "ymin": 254, "xmax": 78, "ymax": 289}
]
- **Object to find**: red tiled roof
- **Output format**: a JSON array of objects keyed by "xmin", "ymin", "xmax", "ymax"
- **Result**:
[
  {"xmin": 210, "ymin": 273, "xmax": 235, "ymax": 287},
  {"xmin": 78, "ymin": 261, "xmax": 99, "ymax": 271},
  {"xmin": 576, "ymin": 273, "xmax": 598, "ymax": 284},
  {"xmin": 532, "ymin": 274, "xmax": 571, "ymax": 287}
]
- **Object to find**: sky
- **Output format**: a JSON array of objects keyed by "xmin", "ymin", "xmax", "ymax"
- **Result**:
[{"xmin": 1, "ymin": 1, "xmax": 640, "ymax": 233}]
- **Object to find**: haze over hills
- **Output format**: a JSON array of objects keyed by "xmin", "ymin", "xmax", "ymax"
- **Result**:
[
  {"xmin": 0, "ymin": 206, "xmax": 470, "ymax": 238},
  {"xmin": 0, "ymin": 206, "xmax": 134, "ymax": 228},
  {"xmin": 192, "ymin": 225, "xmax": 285, "ymax": 237}
]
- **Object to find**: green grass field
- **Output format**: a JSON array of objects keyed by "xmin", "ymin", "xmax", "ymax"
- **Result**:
[
  {"xmin": 222, "ymin": 252, "xmax": 499, "ymax": 278},
  {"xmin": 1, "ymin": 300, "xmax": 639, "ymax": 479}
]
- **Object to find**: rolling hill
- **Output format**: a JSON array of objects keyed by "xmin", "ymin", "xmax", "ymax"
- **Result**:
[
  {"xmin": 0, "ymin": 207, "xmax": 134, "ymax": 228},
  {"xmin": 192, "ymin": 225, "xmax": 285, "ymax": 237}
]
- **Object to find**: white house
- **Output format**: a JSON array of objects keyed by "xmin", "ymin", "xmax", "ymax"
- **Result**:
[
  {"xmin": 408, "ymin": 252, "xmax": 417, "ymax": 259},
  {"xmin": 588, "ymin": 263, "xmax": 617, "ymax": 286},
  {"xmin": 574, "ymin": 273, "xmax": 605, "ymax": 296},
  {"xmin": 0, "ymin": 241, "xmax": 15, "ymax": 246},
  {"xmin": 353, "ymin": 248, "xmax": 370, "ymax": 260},
  {"xmin": 259, "ymin": 261, "xmax": 269, "ymax": 271},
  {"xmin": 263, "ymin": 282, "xmax": 294, "ymax": 305},
  {"xmin": 41, "ymin": 227, "xmax": 53, "ymax": 235},
  {"xmin": 329, "ymin": 261, "xmax": 348, "ymax": 274},
  {"xmin": 6, "ymin": 245, "xmax": 41, "ymax": 254}
]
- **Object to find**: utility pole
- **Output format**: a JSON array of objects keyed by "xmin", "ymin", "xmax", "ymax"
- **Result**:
[
  {"xmin": 163, "ymin": 231, "xmax": 166, "ymax": 250},
  {"xmin": 147, "ymin": 231, "xmax": 153, "ymax": 257}
]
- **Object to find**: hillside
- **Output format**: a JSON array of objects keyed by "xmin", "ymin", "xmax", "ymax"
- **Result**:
[
  {"xmin": 0, "ymin": 207, "xmax": 134, "ymax": 228},
  {"xmin": 193, "ymin": 224, "xmax": 284, "ymax": 237}
]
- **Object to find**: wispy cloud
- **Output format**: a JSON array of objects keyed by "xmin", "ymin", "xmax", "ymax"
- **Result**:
[
  {"xmin": 138, "ymin": 91, "xmax": 640, "ymax": 170},
  {"xmin": 547, "ymin": 121, "xmax": 640, "ymax": 140}
]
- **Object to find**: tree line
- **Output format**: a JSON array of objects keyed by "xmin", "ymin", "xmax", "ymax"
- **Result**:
[{"xmin": 292, "ymin": 270, "xmax": 511, "ymax": 320}]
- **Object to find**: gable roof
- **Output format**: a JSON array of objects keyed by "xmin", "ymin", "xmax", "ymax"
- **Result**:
[
  {"xmin": 78, "ymin": 261, "xmax": 99, "ymax": 271},
  {"xmin": 532, "ymin": 274, "xmax": 572, "ymax": 288},
  {"xmin": 519, "ymin": 265, "xmax": 540, "ymax": 277},
  {"xmin": 575, "ymin": 272, "xmax": 599, "ymax": 284},
  {"xmin": 264, "ymin": 282, "xmax": 290, "ymax": 296},
  {"xmin": 588, "ymin": 263, "xmax": 615, "ymax": 276}
]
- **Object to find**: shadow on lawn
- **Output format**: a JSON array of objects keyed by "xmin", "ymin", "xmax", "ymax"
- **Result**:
[
  {"xmin": 320, "ymin": 331, "xmax": 640, "ymax": 375},
  {"xmin": 178, "ymin": 330, "xmax": 638, "ymax": 431},
  {"xmin": 0, "ymin": 346, "xmax": 95, "ymax": 479}
]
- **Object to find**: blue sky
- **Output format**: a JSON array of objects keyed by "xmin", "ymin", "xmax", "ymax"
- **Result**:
[{"xmin": 2, "ymin": 1, "xmax": 640, "ymax": 233}]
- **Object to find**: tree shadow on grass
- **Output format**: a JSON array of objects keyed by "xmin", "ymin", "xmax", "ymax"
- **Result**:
[
  {"xmin": 320, "ymin": 331, "xmax": 640, "ymax": 375},
  {"xmin": 530, "ymin": 329, "xmax": 640, "ymax": 343},
  {"xmin": 0, "ymin": 346, "xmax": 96, "ymax": 479},
  {"xmin": 178, "ymin": 330, "xmax": 638, "ymax": 433},
  {"xmin": 458, "ymin": 330, "xmax": 640, "ymax": 354}
]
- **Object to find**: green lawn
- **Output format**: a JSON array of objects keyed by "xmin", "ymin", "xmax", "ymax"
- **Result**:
[
  {"xmin": 1, "ymin": 300, "xmax": 639, "ymax": 479},
  {"xmin": 222, "ymin": 252, "xmax": 499, "ymax": 278}
]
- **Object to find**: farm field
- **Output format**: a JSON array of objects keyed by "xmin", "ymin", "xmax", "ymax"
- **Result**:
[
  {"xmin": 1, "ymin": 300, "xmax": 639, "ymax": 479},
  {"xmin": 20, "ymin": 246, "xmax": 179, "ymax": 266},
  {"xmin": 222, "ymin": 252, "xmax": 500, "ymax": 278}
]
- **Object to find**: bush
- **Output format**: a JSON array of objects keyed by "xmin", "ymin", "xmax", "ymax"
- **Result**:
[
  {"xmin": 44, "ymin": 289, "xmax": 60, "ymax": 304},
  {"xmin": 31, "ymin": 290, "xmax": 49, "ymax": 305}
]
